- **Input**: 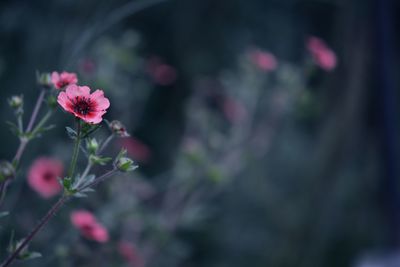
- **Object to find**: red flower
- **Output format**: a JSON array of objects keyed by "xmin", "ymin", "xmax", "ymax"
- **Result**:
[
  {"xmin": 51, "ymin": 71, "xmax": 78, "ymax": 89},
  {"xmin": 70, "ymin": 210, "xmax": 109, "ymax": 243},
  {"xmin": 307, "ymin": 37, "xmax": 337, "ymax": 71},
  {"xmin": 27, "ymin": 157, "xmax": 63, "ymax": 198},
  {"xmin": 248, "ymin": 48, "xmax": 277, "ymax": 71},
  {"xmin": 57, "ymin": 84, "xmax": 110, "ymax": 124}
]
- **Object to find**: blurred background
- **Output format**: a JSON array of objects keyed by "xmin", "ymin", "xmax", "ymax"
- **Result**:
[{"xmin": 0, "ymin": 0, "xmax": 399, "ymax": 266}]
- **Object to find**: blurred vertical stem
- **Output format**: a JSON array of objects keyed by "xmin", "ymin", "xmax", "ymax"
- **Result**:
[
  {"xmin": 68, "ymin": 119, "xmax": 82, "ymax": 178},
  {"xmin": 0, "ymin": 89, "xmax": 50, "ymax": 209},
  {"xmin": 25, "ymin": 89, "xmax": 45, "ymax": 133}
]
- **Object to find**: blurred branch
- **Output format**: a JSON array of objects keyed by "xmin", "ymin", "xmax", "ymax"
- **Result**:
[{"xmin": 64, "ymin": 0, "xmax": 169, "ymax": 67}]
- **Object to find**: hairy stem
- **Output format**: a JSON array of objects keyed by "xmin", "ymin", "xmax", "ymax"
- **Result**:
[
  {"xmin": 0, "ymin": 169, "xmax": 118, "ymax": 267},
  {"xmin": 0, "ymin": 196, "xmax": 68, "ymax": 267},
  {"xmin": 30, "ymin": 110, "xmax": 53, "ymax": 137},
  {"xmin": 25, "ymin": 89, "xmax": 45, "ymax": 133},
  {"xmin": 68, "ymin": 120, "xmax": 82, "ymax": 178}
]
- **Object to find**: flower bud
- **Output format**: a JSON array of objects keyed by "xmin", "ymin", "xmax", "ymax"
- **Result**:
[
  {"xmin": 0, "ymin": 161, "xmax": 15, "ymax": 182},
  {"xmin": 86, "ymin": 138, "xmax": 99, "ymax": 154},
  {"xmin": 46, "ymin": 95, "xmax": 58, "ymax": 109},
  {"xmin": 8, "ymin": 95, "xmax": 23, "ymax": 109},
  {"xmin": 116, "ymin": 157, "xmax": 137, "ymax": 172},
  {"xmin": 108, "ymin": 120, "xmax": 130, "ymax": 137},
  {"xmin": 36, "ymin": 72, "xmax": 52, "ymax": 88}
]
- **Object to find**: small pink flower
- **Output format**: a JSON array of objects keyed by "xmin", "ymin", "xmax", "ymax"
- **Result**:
[
  {"xmin": 51, "ymin": 71, "xmax": 78, "ymax": 89},
  {"xmin": 146, "ymin": 57, "xmax": 177, "ymax": 86},
  {"xmin": 57, "ymin": 84, "xmax": 110, "ymax": 124},
  {"xmin": 248, "ymin": 49, "xmax": 277, "ymax": 71},
  {"xmin": 118, "ymin": 241, "xmax": 144, "ymax": 267},
  {"xmin": 118, "ymin": 137, "xmax": 151, "ymax": 163},
  {"xmin": 27, "ymin": 157, "xmax": 63, "ymax": 198},
  {"xmin": 71, "ymin": 210, "xmax": 109, "ymax": 243},
  {"xmin": 307, "ymin": 36, "xmax": 337, "ymax": 71}
]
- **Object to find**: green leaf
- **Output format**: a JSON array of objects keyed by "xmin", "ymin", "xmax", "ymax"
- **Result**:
[
  {"xmin": 90, "ymin": 155, "xmax": 112, "ymax": 166},
  {"xmin": 6, "ymin": 121, "xmax": 22, "ymax": 137},
  {"xmin": 81, "ymin": 123, "xmax": 102, "ymax": 139},
  {"xmin": 18, "ymin": 251, "xmax": 42, "ymax": 261},
  {"xmin": 65, "ymin": 127, "xmax": 77, "ymax": 139}
]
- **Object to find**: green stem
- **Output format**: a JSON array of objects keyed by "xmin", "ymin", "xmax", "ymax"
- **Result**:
[
  {"xmin": 30, "ymin": 110, "xmax": 53, "ymax": 137},
  {"xmin": 68, "ymin": 120, "xmax": 82, "ymax": 178}
]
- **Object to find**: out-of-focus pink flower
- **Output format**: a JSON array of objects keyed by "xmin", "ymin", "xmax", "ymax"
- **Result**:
[
  {"xmin": 118, "ymin": 241, "xmax": 144, "ymax": 267},
  {"xmin": 27, "ymin": 157, "xmax": 63, "ymax": 198},
  {"xmin": 70, "ymin": 210, "xmax": 109, "ymax": 243},
  {"xmin": 307, "ymin": 36, "xmax": 337, "ymax": 71},
  {"xmin": 146, "ymin": 57, "xmax": 177, "ymax": 86},
  {"xmin": 222, "ymin": 97, "xmax": 248, "ymax": 123},
  {"xmin": 248, "ymin": 49, "xmax": 277, "ymax": 71},
  {"xmin": 57, "ymin": 84, "xmax": 110, "ymax": 124},
  {"xmin": 78, "ymin": 58, "xmax": 96, "ymax": 75},
  {"xmin": 118, "ymin": 137, "xmax": 151, "ymax": 163},
  {"xmin": 51, "ymin": 71, "xmax": 78, "ymax": 89}
]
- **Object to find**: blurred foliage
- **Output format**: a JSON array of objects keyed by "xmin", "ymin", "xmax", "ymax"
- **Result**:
[{"xmin": 0, "ymin": 0, "xmax": 399, "ymax": 267}]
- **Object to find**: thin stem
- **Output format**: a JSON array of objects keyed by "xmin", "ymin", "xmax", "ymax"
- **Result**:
[
  {"xmin": 0, "ymin": 169, "xmax": 118, "ymax": 267},
  {"xmin": 68, "ymin": 120, "xmax": 82, "ymax": 178},
  {"xmin": 30, "ymin": 110, "xmax": 53, "ymax": 137},
  {"xmin": 76, "ymin": 134, "xmax": 114, "ymax": 187},
  {"xmin": 0, "ymin": 196, "xmax": 69, "ymax": 267},
  {"xmin": 25, "ymin": 89, "xmax": 45, "ymax": 133},
  {"xmin": 78, "ymin": 168, "xmax": 118, "ymax": 192},
  {"xmin": 17, "ymin": 115, "xmax": 23, "ymax": 134},
  {"xmin": 12, "ymin": 138, "xmax": 28, "ymax": 167},
  {"xmin": 99, "ymin": 134, "xmax": 114, "ymax": 154}
]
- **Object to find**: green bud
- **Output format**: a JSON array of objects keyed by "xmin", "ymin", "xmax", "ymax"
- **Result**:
[
  {"xmin": 36, "ymin": 72, "xmax": 52, "ymax": 88},
  {"xmin": 116, "ymin": 157, "xmax": 137, "ymax": 172},
  {"xmin": 8, "ymin": 95, "xmax": 23, "ymax": 109},
  {"xmin": 86, "ymin": 138, "xmax": 99, "ymax": 154},
  {"xmin": 0, "ymin": 161, "xmax": 15, "ymax": 182},
  {"xmin": 46, "ymin": 95, "xmax": 57, "ymax": 109}
]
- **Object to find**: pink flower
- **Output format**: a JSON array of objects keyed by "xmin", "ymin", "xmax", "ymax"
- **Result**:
[
  {"xmin": 70, "ymin": 210, "xmax": 109, "ymax": 243},
  {"xmin": 57, "ymin": 85, "xmax": 110, "ymax": 124},
  {"xmin": 118, "ymin": 241, "xmax": 144, "ymax": 267},
  {"xmin": 51, "ymin": 71, "xmax": 78, "ymax": 89},
  {"xmin": 146, "ymin": 57, "xmax": 178, "ymax": 86},
  {"xmin": 307, "ymin": 36, "xmax": 337, "ymax": 71},
  {"xmin": 118, "ymin": 137, "xmax": 151, "ymax": 163},
  {"xmin": 27, "ymin": 157, "xmax": 63, "ymax": 198},
  {"xmin": 248, "ymin": 49, "xmax": 277, "ymax": 71}
]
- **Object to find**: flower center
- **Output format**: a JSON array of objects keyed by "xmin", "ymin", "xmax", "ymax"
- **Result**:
[
  {"xmin": 73, "ymin": 96, "xmax": 93, "ymax": 115},
  {"xmin": 42, "ymin": 172, "xmax": 54, "ymax": 181}
]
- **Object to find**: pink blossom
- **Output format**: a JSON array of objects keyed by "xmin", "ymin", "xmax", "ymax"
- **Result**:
[
  {"xmin": 51, "ymin": 71, "xmax": 78, "ymax": 89},
  {"xmin": 248, "ymin": 49, "xmax": 277, "ymax": 71},
  {"xmin": 118, "ymin": 137, "xmax": 151, "ymax": 163},
  {"xmin": 57, "ymin": 84, "xmax": 110, "ymax": 124},
  {"xmin": 70, "ymin": 210, "xmax": 109, "ymax": 243},
  {"xmin": 118, "ymin": 241, "xmax": 144, "ymax": 267},
  {"xmin": 307, "ymin": 36, "xmax": 337, "ymax": 71},
  {"xmin": 146, "ymin": 57, "xmax": 177, "ymax": 86},
  {"xmin": 27, "ymin": 157, "xmax": 63, "ymax": 198}
]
